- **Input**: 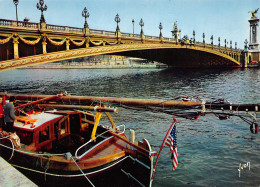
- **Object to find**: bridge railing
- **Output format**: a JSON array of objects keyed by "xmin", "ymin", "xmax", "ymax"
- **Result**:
[
  {"xmin": 17, "ymin": 21, "xmax": 38, "ymax": 29},
  {"xmin": 90, "ymin": 29, "xmax": 116, "ymax": 36},
  {"xmin": 0, "ymin": 19, "xmax": 14, "ymax": 27},
  {"xmin": 193, "ymin": 41, "xmax": 240, "ymax": 54},
  {"xmin": 69, "ymin": 27, "xmax": 84, "ymax": 33},
  {"xmin": 133, "ymin": 34, "xmax": 141, "ymax": 38},
  {"xmin": 47, "ymin": 24, "xmax": 66, "ymax": 31},
  {"xmin": 0, "ymin": 19, "xmax": 39, "ymax": 29},
  {"xmin": 121, "ymin": 32, "xmax": 132, "ymax": 37},
  {"xmin": 164, "ymin": 37, "xmax": 174, "ymax": 41},
  {"xmin": 0, "ymin": 18, "xmax": 241, "ymax": 54}
]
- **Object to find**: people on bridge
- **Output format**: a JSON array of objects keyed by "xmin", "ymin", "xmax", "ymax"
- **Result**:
[{"xmin": 3, "ymin": 96, "xmax": 16, "ymax": 132}]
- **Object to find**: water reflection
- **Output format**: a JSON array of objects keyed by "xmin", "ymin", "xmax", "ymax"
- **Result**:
[{"xmin": 0, "ymin": 67, "xmax": 260, "ymax": 186}]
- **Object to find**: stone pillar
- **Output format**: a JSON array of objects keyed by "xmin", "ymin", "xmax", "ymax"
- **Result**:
[
  {"xmin": 40, "ymin": 22, "xmax": 47, "ymax": 30},
  {"xmin": 160, "ymin": 36, "xmax": 164, "ymax": 43},
  {"xmin": 116, "ymin": 30, "xmax": 121, "ymax": 44},
  {"xmin": 85, "ymin": 37, "xmax": 90, "ymax": 48},
  {"xmin": 243, "ymin": 52, "xmax": 248, "ymax": 68},
  {"xmin": 42, "ymin": 42, "xmax": 47, "ymax": 54},
  {"xmin": 13, "ymin": 37, "xmax": 19, "ymax": 59},
  {"xmin": 42, "ymin": 35, "xmax": 47, "ymax": 54},
  {"xmin": 66, "ymin": 38, "xmax": 70, "ymax": 51},
  {"xmin": 84, "ymin": 28, "xmax": 90, "ymax": 35}
]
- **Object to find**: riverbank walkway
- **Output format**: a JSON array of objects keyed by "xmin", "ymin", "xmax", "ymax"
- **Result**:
[{"xmin": 0, "ymin": 156, "xmax": 37, "ymax": 186}]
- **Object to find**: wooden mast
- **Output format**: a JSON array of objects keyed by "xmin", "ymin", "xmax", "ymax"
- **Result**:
[{"xmin": 1, "ymin": 93, "xmax": 201, "ymax": 108}]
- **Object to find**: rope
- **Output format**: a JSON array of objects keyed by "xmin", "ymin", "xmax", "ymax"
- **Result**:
[
  {"xmin": 12, "ymin": 156, "xmax": 129, "ymax": 177},
  {"xmin": 8, "ymin": 138, "xmax": 14, "ymax": 161},
  {"xmin": 65, "ymin": 152, "xmax": 95, "ymax": 187},
  {"xmin": 0, "ymin": 135, "xmax": 14, "ymax": 161},
  {"xmin": 0, "ymin": 143, "xmax": 65, "ymax": 156}
]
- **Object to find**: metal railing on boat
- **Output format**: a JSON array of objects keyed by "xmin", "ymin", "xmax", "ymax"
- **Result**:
[{"xmin": 75, "ymin": 125, "xmax": 126, "ymax": 160}]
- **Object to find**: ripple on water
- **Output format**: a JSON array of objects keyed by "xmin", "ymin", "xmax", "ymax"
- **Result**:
[{"xmin": 1, "ymin": 68, "xmax": 260, "ymax": 186}]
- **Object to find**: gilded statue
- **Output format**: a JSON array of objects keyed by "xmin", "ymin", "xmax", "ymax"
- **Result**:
[{"xmin": 249, "ymin": 8, "xmax": 259, "ymax": 19}]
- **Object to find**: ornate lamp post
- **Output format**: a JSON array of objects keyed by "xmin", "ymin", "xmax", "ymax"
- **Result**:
[
  {"xmin": 159, "ymin": 22, "xmax": 163, "ymax": 38},
  {"xmin": 132, "ymin": 19, "xmax": 135, "ymax": 35},
  {"xmin": 235, "ymin": 42, "xmax": 237, "ymax": 49},
  {"xmin": 36, "ymin": 0, "xmax": 47, "ymax": 23},
  {"xmin": 244, "ymin": 39, "xmax": 248, "ymax": 50},
  {"xmin": 139, "ymin": 18, "xmax": 144, "ymax": 35},
  {"xmin": 82, "ymin": 7, "xmax": 90, "ymax": 28},
  {"xmin": 210, "ymin": 35, "xmax": 213, "ymax": 46},
  {"xmin": 202, "ymin": 33, "xmax": 205, "ymax": 46},
  {"xmin": 224, "ymin": 39, "xmax": 227, "ymax": 48},
  {"xmin": 115, "ymin": 14, "xmax": 120, "ymax": 32},
  {"xmin": 230, "ymin": 40, "xmax": 232, "ymax": 49},
  {"xmin": 193, "ymin": 30, "xmax": 196, "ymax": 44},
  {"xmin": 218, "ymin": 37, "xmax": 220, "ymax": 47},
  {"xmin": 13, "ymin": 0, "xmax": 19, "ymax": 23}
]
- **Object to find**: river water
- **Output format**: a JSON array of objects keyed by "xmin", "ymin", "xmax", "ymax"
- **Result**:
[{"xmin": 0, "ymin": 68, "xmax": 260, "ymax": 186}]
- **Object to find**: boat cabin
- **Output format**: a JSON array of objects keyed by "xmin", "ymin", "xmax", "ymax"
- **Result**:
[{"xmin": 14, "ymin": 111, "xmax": 82, "ymax": 152}]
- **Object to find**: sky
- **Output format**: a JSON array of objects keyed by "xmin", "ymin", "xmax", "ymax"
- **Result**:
[{"xmin": 0, "ymin": 0, "xmax": 259, "ymax": 49}]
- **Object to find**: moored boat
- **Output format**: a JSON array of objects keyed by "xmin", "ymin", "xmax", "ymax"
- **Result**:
[{"xmin": 0, "ymin": 93, "xmax": 157, "ymax": 186}]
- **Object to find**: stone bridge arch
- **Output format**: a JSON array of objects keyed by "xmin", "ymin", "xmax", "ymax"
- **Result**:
[{"xmin": 0, "ymin": 43, "xmax": 240, "ymax": 72}]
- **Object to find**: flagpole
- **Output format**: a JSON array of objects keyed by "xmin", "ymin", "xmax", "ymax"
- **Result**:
[{"xmin": 151, "ymin": 118, "xmax": 177, "ymax": 180}]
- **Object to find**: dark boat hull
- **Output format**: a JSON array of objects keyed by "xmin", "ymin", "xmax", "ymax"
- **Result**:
[{"xmin": 12, "ymin": 155, "xmax": 151, "ymax": 187}]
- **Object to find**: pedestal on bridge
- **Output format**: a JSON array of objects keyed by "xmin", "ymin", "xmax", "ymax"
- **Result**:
[
  {"xmin": 171, "ymin": 22, "xmax": 181, "ymax": 43},
  {"xmin": 247, "ymin": 13, "xmax": 260, "ymax": 64},
  {"xmin": 249, "ymin": 18, "xmax": 259, "ymax": 50}
]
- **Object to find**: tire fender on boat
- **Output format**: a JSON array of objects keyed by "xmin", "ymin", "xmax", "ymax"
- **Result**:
[{"xmin": 250, "ymin": 123, "xmax": 259, "ymax": 134}]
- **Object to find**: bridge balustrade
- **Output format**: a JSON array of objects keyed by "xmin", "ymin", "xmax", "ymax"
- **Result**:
[
  {"xmin": 133, "ymin": 34, "xmax": 141, "ymax": 38},
  {"xmin": 0, "ymin": 19, "xmax": 13, "ymax": 27},
  {"xmin": 0, "ymin": 18, "xmax": 242, "ymax": 69},
  {"xmin": 47, "ymin": 24, "xmax": 66, "ymax": 31},
  {"xmin": 68, "ymin": 27, "xmax": 84, "ymax": 33},
  {"xmin": 89, "ymin": 29, "xmax": 115, "ymax": 36},
  {"xmin": 17, "ymin": 21, "xmax": 38, "ymax": 29},
  {"xmin": 163, "ymin": 38, "xmax": 174, "ymax": 41},
  {"xmin": 121, "ymin": 32, "xmax": 132, "ymax": 37}
]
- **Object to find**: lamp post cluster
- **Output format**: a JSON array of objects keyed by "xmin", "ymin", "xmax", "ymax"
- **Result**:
[
  {"xmin": 115, "ymin": 14, "xmax": 121, "ymax": 32},
  {"xmin": 13, "ymin": 0, "xmax": 19, "ymax": 23},
  {"xmin": 36, "ymin": 0, "xmax": 48, "ymax": 23},
  {"xmin": 199, "ymin": 32, "xmax": 236, "ymax": 49},
  {"xmin": 12, "ymin": 3, "xmax": 238, "ymax": 49},
  {"xmin": 193, "ymin": 30, "xmax": 196, "ymax": 44},
  {"xmin": 139, "ymin": 18, "xmax": 144, "ymax": 35},
  {"xmin": 159, "ymin": 22, "xmax": 163, "ymax": 38},
  {"xmin": 82, "ymin": 7, "xmax": 90, "ymax": 29},
  {"xmin": 210, "ymin": 35, "xmax": 213, "ymax": 46}
]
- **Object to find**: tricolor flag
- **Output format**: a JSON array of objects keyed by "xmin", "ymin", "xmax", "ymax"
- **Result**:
[{"xmin": 165, "ymin": 125, "xmax": 178, "ymax": 170}]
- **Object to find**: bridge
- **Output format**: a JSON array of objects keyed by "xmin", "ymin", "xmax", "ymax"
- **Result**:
[{"xmin": 0, "ymin": 19, "xmax": 243, "ymax": 72}]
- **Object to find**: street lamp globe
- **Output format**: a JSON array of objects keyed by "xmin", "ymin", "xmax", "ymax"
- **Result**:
[{"xmin": 13, "ymin": 0, "xmax": 19, "ymax": 5}]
